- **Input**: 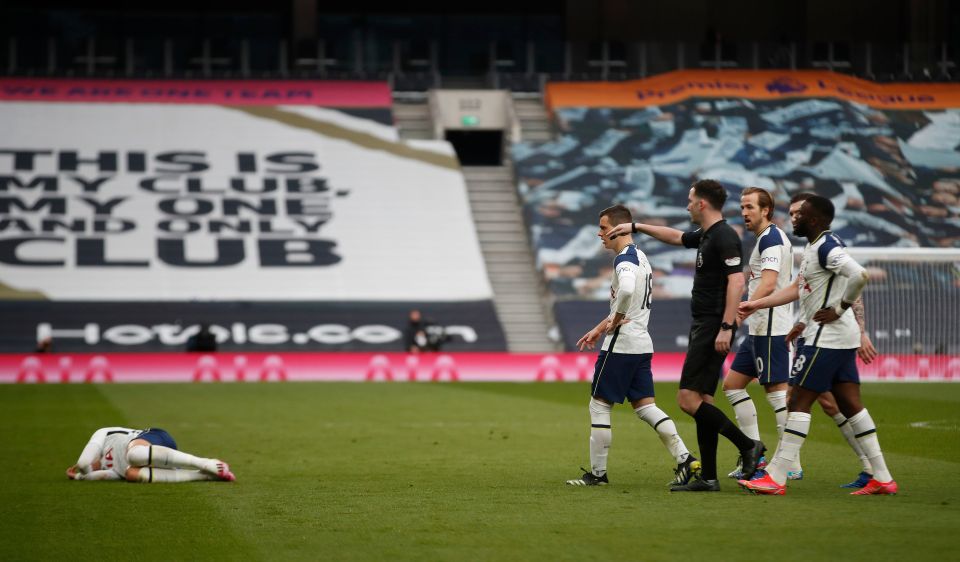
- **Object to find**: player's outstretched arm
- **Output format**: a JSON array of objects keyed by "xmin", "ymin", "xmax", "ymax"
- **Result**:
[
  {"xmin": 577, "ymin": 318, "xmax": 609, "ymax": 351},
  {"xmin": 739, "ymin": 277, "xmax": 800, "ymax": 321},
  {"xmin": 606, "ymin": 222, "xmax": 684, "ymax": 246}
]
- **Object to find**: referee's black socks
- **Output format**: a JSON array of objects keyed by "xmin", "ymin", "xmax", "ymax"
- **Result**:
[{"xmin": 694, "ymin": 402, "xmax": 755, "ymax": 480}]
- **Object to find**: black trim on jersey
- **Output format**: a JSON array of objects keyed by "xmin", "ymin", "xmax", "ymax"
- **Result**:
[
  {"xmin": 591, "ymin": 326, "xmax": 621, "ymax": 397},
  {"xmin": 106, "ymin": 430, "xmax": 130, "ymax": 436},
  {"xmin": 855, "ymin": 428, "xmax": 877, "ymax": 439},
  {"xmin": 766, "ymin": 307, "xmax": 774, "ymax": 337},
  {"xmin": 812, "ymin": 274, "xmax": 837, "ymax": 347},
  {"xmin": 607, "ymin": 325, "xmax": 621, "ymax": 353}
]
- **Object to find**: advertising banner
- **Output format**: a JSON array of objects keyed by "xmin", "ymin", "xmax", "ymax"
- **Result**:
[
  {"xmin": 0, "ymin": 100, "xmax": 490, "ymax": 302},
  {"xmin": 0, "ymin": 300, "xmax": 506, "ymax": 352},
  {"xmin": 546, "ymin": 70, "xmax": 960, "ymax": 109},
  {"xmin": 3, "ymin": 351, "xmax": 957, "ymax": 383},
  {"xmin": 0, "ymin": 78, "xmax": 392, "ymax": 106}
]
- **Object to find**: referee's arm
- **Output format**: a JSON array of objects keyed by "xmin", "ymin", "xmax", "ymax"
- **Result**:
[
  {"xmin": 606, "ymin": 222, "xmax": 684, "ymax": 245},
  {"xmin": 715, "ymin": 271, "xmax": 745, "ymax": 353}
]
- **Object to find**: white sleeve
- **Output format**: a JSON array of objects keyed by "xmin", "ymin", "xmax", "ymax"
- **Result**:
[
  {"xmin": 758, "ymin": 245, "xmax": 782, "ymax": 272},
  {"xmin": 77, "ymin": 469, "xmax": 122, "ymax": 481},
  {"xmin": 76, "ymin": 428, "xmax": 109, "ymax": 474},
  {"xmin": 837, "ymin": 256, "xmax": 868, "ymax": 305},
  {"xmin": 613, "ymin": 264, "xmax": 637, "ymax": 314}
]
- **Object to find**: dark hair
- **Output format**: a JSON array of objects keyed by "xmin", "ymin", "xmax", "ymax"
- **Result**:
[
  {"xmin": 600, "ymin": 204, "xmax": 633, "ymax": 226},
  {"xmin": 803, "ymin": 195, "xmax": 835, "ymax": 223},
  {"xmin": 692, "ymin": 179, "xmax": 727, "ymax": 210},
  {"xmin": 789, "ymin": 192, "xmax": 814, "ymax": 204},
  {"xmin": 742, "ymin": 187, "xmax": 774, "ymax": 220}
]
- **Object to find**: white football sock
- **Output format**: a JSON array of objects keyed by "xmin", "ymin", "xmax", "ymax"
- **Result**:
[
  {"xmin": 128, "ymin": 445, "xmax": 217, "ymax": 473},
  {"xmin": 765, "ymin": 391, "xmax": 788, "ymax": 438},
  {"xmin": 766, "ymin": 390, "xmax": 798, "ymax": 470},
  {"xmin": 724, "ymin": 389, "xmax": 760, "ymax": 440},
  {"xmin": 635, "ymin": 403, "xmax": 689, "ymax": 464},
  {"xmin": 137, "ymin": 467, "xmax": 217, "ymax": 483},
  {"xmin": 589, "ymin": 398, "xmax": 612, "ymax": 477},
  {"xmin": 848, "ymin": 408, "xmax": 892, "ymax": 482},
  {"xmin": 767, "ymin": 412, "xmax": 811, "ymax": 485},
  {"xmin": 833, "ymin": 412, "xmax": 873, "ymax": 474}
]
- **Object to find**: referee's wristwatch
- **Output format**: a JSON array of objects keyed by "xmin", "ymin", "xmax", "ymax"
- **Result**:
[{"xmin": 720, "ymin": 321, "xmax": 737, "ymax": 332}]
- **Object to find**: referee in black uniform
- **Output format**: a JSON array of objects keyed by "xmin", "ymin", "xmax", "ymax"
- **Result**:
[{"xmin": 606, "ymin": 179, "xmax": 765, "ymax": 491}]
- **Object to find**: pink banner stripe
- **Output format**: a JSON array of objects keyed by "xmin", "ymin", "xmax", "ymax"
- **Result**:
[
  {"xmin": 0, "ymin": 78, "xmax": 392, "ymax": 106},
  {"xmin": 2, "ymin": 352, "xmax": 957, "ymax": 384}
]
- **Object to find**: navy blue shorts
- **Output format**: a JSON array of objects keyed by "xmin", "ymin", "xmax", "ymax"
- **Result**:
[
  {"xmin": 729, "ymin": 335, "xmax": 790, "ymax": 385},
  {"xmin": 135, "ymin": 428, "xmax": 178, "ymax": 450},
  {"xmin": 791, "ymin": 346, "xmax": 860, "ymax": 393},
  {"xmin": 591, "ymin": 351, "xmax": 656, "ymax": 404}
]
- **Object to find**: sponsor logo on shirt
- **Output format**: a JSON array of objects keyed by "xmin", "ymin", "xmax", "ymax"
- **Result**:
[{"xmin": 725, "ymin": 257, "xmax": 742, "ymax": 266}]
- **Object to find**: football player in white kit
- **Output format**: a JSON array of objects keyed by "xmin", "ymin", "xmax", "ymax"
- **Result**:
[
  {"xmin": 66, "ymin": 427, "xmax": 236, "ymax": 483},
  {"xmin": 566, "ymin": 205, "xmax": 698, "ymax": 488},
  {"xmin": 721, "ymin": 187, "xmax": 799, "ymax": 480},
  {"xmin": 737, "ymin": 195, "xmax": 897, "ymax": 495}
]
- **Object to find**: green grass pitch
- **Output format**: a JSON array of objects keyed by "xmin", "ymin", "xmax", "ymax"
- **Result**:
[{"xmin": 1, "ymin": 381, "xmax": 958, "ymax": 561}]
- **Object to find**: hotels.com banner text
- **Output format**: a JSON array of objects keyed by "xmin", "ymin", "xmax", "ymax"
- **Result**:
[{"xmin": 3, "ymin": 352, "xmax": 957, "ymax": 384}]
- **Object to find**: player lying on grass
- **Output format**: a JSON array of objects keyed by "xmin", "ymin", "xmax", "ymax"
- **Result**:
[
  {"xmin": 66, "ymin": 427, "xmax": 236, "ymax": 483},
  {"xmin": 566, "ymin": 204, "xmax": 700, "ymax": 488},
  {"xmin": 737, "ymin": 195, "xmax": 897, "ymax": 496}
]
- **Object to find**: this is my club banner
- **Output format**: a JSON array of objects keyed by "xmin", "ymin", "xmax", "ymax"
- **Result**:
[{"xmin": 0, "ymin": 84, "xmax": 491, "ymax": 303}]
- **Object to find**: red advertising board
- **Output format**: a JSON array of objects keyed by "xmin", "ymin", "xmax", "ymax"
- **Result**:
[
  {"xmin": 2, "ymin": 352, "xmax": 957, "ymax": 384},
  {"xmin": 0, "ymin": 78, "xmax": 392, "ymax": 106}
]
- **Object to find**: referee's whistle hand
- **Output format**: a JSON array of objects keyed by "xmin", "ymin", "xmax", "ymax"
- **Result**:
[{"xmin": 714, "ymin": 330, "xmax": 732, "ymax": 354}]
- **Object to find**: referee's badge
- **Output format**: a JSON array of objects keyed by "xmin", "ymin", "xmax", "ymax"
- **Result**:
[{"xmin": 725, "ymin": 257, "xmax": 742, "ymax": 266}]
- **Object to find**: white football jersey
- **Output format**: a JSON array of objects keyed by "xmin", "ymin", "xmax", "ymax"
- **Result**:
[
  {"xmin": 602, "ymin": 244, "xmax": 654, "ymax": 355},
  {"xmin": 798, "ymin": 231, "xmax": 861, "ymax": 349},
  {"xmin": 76, "ymin": 427, "xmax": 143, "ymax": 478},
  {"xmin": 747, "ymin": 224, "xmax": 794, "ymax": 336}
]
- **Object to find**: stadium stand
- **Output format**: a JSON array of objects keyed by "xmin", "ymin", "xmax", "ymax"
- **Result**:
[{"xmin": 512, "ymin": 71, "xmax": 960, "ymax": 352}]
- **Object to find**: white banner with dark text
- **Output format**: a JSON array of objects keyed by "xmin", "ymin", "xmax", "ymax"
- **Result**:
[{"xmin": 0, "ymin": 102, "xmax": 490, "ymax": 301}]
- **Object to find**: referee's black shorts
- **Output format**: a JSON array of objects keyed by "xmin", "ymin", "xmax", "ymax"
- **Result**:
[{"xmin": 679, "ymin": 316, "xmax": 727, "ymax": 395}]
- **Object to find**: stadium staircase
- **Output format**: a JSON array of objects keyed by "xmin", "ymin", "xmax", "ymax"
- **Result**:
[
  {"xmin": 393, "ymin": 98, "xmax": 434, "ymax": 140},
  {"xmin": 462, "ymin": 165, "xmax": 558, "ymax": 352},
  {"xmin": 512, "ymin": 95, "xmax": 553, "ymax": 142},
  {"xmin": 392, "ymin": 95, "xmax": 558, "ymax": 352}
]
